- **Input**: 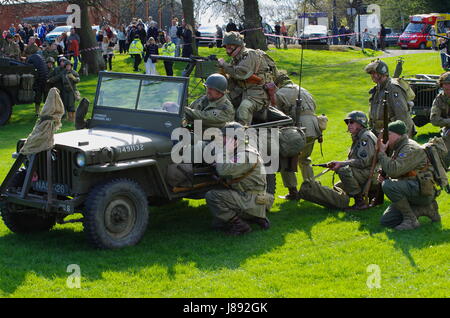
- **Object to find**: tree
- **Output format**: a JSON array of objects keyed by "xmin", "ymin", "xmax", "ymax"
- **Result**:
[{"xmin": 242, "ymin": 0, "xmax": 267, "ymax": 50}]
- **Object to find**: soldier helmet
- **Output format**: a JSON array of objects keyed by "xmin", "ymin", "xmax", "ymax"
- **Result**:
[
  {"xmin": 364, "ymin": 59, "xmax": 389, "ymax": 76},
  {"xmin": 438, "ymin": 71, "xmax": 450, "ymax": 87},
  {"xmin": 220, "ymin": 121, "xmax": 247, "ymax": 142},
  {"xmin": 344, "ymin": 111, "xmax": 368, "ymax": 128},
  {"xmin": 64, "ymin": 59, "xmax": 73, "ymax": 66},
  {"xmin": 46, "ymin": 57, "xmax": 55, "ymax": 64},
  {"xmin": 204, "ymin": 73, "xmax": 228, "ymax": 94},
  {"xmin": 222, "ymin": 31, "xmax": 245, "ymax": 46}
]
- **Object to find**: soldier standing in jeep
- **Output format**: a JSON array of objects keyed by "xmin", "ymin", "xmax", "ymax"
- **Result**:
[
  {"xmin": 365, "ymin": 59, "xmax": 416, "ymax": 138},
  {"xmin": 217, "ymin": 32, "xmax": 278, "ymax": 126},
  {"xmin": 430, "ymin": 72, "xmax": 450, "ymax": 168}
]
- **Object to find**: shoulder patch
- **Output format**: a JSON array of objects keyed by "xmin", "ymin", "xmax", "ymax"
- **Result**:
[{"xmin": 398, "ymin": 153, "xmax": 406, "ymax": 158}]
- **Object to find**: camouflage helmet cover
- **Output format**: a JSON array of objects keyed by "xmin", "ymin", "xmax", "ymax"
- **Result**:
[
  {"xmin": 438, "ymin": 71, "xmax": 450, "ymax": 86},
  {"xmin": 222, "ymin": 31, "xmax": 244, "ymax": 46},
  {"xmin": 46, "ymin": 57, "xmax": 55, "ymax": 63},
  {"xmin": 220, "ymin": 121, "xmax": 247, "ymax": 142},
  {"xmin": 344, "ymin": 111, "xmax": 368, "ymax": 128},
  {"xmin": 204, "ymin": 73, "xmax": 228, "ymax": 94},
  {"xmin": 364, "ymin": 59, "xmax": 389, "ymax": 76}
]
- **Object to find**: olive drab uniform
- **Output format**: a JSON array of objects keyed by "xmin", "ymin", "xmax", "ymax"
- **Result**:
[
  {"xmin": 1, "ymin": 41, "xmax": 20, "ymax": 60},
  {"xmin": 275, "ymin": 82, "xmax": 321, "ymax": 186},
  {"xmin": 379, "ymin": 135, "xmax": 439, "ymax": 230},
  {"xmin": 334, "ymin": 128, "xmax": 377, "ymax": 196},
  {"xmin": 430, "ymin": 91, "xmax": 450, "ymax": 168},
  {"xmin": 205, "ymin": 146, "xmax": 268, "ymax": 224},
  {"xmin": 185, "ymin": 95, "xmax": 235, "ymax": 129},
  {"xmin": 369, "ymin": 78, "xmax": 416, "ymax": 137},
  {"xmin": 222, "ymin": 47, "xmax": 276, "ymax": 125}
]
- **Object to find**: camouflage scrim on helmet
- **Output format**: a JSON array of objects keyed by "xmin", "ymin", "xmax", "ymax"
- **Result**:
[
  {"xmin": 438, "ymin": 71, "xmax": 450, "ymax": 86},
  {"xmin": 364, "ymin": 59, "xmax": 389, "ymax": 76},
  {"xmin": 222, "ymin": 31, "xmax": 245, "ymax": 46},
  {"xmin": 274, "ymin": 73, "xmax": 292, "ymax": 87},
  {"xmin": 204, "ymin": 73, "xmax": 228, "ymax": 94},
  {"xmin": 344, "ymin": 111, "xmax": 368, "ymax": 128}
]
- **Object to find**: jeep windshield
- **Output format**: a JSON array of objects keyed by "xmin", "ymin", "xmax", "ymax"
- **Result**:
[{"xmin": 96, "ymin": 74, "xmax": 185, "ymax": 115}]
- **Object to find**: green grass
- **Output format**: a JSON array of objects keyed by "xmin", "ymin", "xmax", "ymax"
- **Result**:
[{"xmin": 0, "ymin": 47, "xmax": 448, "ymax": 298}]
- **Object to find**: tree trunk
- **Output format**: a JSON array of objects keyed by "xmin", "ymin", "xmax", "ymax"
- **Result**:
[
  {"xmin": 76, "ymin": 1, "xmax": 105, "ymax": 74},
  {"xmin": 181, "ymin": 0, "xmax": 198, "ymax": 56},
  {"xmin": 243, "ymin": 0, "xmax": 267, "ymax": 51}
]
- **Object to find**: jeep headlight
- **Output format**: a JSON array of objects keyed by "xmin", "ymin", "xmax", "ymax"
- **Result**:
[
  {"xmin": 410, "ymin": 40, "xmax": 417, "ymax": 43},
  {"xmin": 75, "ymin": 152, "xmax": 86, "ymax": 167}
]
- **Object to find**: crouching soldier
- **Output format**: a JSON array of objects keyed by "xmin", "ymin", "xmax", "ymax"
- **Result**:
[
  {"xmin": 378, "ymin": 120, "xmax": 441, "ymax": 230},
  {"xmin": 205, "ymin": 122, "xmax": 271, "ymax": 235},
  {"xmin": 328, "ymin": 111, "xmax": 378, "ymax": 210},
  {"xmin": 184, "ymin": 73, "xmax": 235, "ymax": 130}
]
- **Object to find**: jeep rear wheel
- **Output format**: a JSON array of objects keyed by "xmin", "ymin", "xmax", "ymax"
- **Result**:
[
  {"xmin": 0, "ymin": 91, "xmax": 13, "ymax": 126},
  {"xmin": 0, "ymin": 203, "xmax": 56, "ymax": 233},
  {"xmin": 83, "ymin": 179, "xmax": 149, "ymax": 249}
]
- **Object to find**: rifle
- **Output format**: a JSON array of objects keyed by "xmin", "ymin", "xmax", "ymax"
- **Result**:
[
  {"xmin": 312, "ymin": 163, "xmax": 329, "ymax": 168},
  {"xmin": 148, "ymin": 54, "xmax": 218, "ymax": 77},
  {"xmin": 435, "ymin": 34, "xmax": 450, "ymax": 41},
  {"xmin": 363, "ymin": 91, "xmax": 389, "ymax": 204},
  {"xmin": 393, "ymin": 57, "xmax": 404, "ymax": 78}
]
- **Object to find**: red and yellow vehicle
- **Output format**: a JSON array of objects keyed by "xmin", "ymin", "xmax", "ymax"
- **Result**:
[{"xmin": 398, "ymin": 13, "xmax": 450, "ymax": 49}]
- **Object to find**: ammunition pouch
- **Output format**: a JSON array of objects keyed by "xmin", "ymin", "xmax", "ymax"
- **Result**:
[{"xmin": 417, "ymin": 171, "xmax": 436, "ymax": 197}]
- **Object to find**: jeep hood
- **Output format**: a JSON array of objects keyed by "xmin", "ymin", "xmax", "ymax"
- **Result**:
[{"xmin": 53, "ymin": 128, "xmax": 174, "ymax": 154}]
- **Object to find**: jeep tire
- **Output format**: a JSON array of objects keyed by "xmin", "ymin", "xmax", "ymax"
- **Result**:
[
  {"xmin": 83, "ymin": 178, "xmax": 149, "ymax": 249},
  {"xmin": 1, "ymin": 203, "xmax": 57, "ymax": 233}
]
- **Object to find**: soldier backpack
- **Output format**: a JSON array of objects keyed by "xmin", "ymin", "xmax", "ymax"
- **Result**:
[
  {"xmin": 422, "ymin": 137, "xmax": 449, "ymax": 193},
  {"xmin": 279, "ymin": 126, "xmax": 306, "ymax": 158}
]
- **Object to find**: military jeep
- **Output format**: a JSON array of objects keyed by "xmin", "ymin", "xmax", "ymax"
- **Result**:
[
  {"xmin": 0, "ymin": 57, "xmax": 37, "ymax": 126},
  {"xmin": 405, "ymin": 74, "xmax": 441, "ymax": 127},
  {"xmin": 0, "ymin": 70, "xmax": 290, "ymax": 249}
]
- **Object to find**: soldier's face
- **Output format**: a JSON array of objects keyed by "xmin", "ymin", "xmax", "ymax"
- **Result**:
[
  {"xmin": 206, "ymin": 87, "xmax": 223, "ymax": 101},
  {"xmin": 346, "ymin": 120, "xmax": 362, "ymax": 135},
  {"xmin": 370, "ymin": 72, "xmax": 384, "ymax": 84},
  {"xmin": 388, "ymin": 131, "xmax": 401, "ymax": 148},
  {"xmin": 225, "ymin": 44, "xmax": 240, "ymax": 57},
  {"xmin": 442, "ymin": 83, "xmax": 450, "ymax": 96}
]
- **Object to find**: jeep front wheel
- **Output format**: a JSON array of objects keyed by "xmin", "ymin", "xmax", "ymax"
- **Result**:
[
  {"xmin": 83, "ymin": 179, "xmax": 149, "ymax": 249},
  {"xmin": 0, "ymin": 203, "xmax": 56, "ymax": 233}
]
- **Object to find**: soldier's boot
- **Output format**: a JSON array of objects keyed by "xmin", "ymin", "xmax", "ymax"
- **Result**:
[
  {"xmin": 413, "ymin": 200, "xmax": 441, "ymax": 223},
  {"xmin": 225, "ymin": 216, "xmax": 252, "ymax": 236},
  {"xmin": 247, "ymin": 217, "xmax": 270, "ymax": 230},
  {"xmin": 279, "ymin": 187, "xmax": 299, "ymax": 200},
  {"xmin": 393, "ymin": 198, "xmax": 420, "ymax": 231},
  {"xmin": 347, "ymin": 194, "xmax": 369, "ymax": 211},
  {"xmin": 369, "ymin": 185, "xmax": 384, "ymax": 208}
]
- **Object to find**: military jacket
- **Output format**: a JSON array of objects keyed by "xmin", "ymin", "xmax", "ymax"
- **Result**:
[
  {"xmin": 346, "ymin": 128, "xmax": 377, "ymax": 169},
  {"xmin": 222, "ymin": 47, "xmax": 274, "ymax": 89},
  {"xmin": 378, "ymin": 135, "xmax": 430, "ymax": 179},
  {"xmin": 369, "ymin": 77, "xmax": 415, "ymax": 136},
  {"xmin": 1, "ymin": 41, "xmax": 20, "ymax": 59},
  {"xmin": 185, "ymin": 95, "xmax": 235, "ymax": 129},
  {"xmin": 430, "ymin": 92, "xmax": 450, "ymax": 129},
  {"xmin": 216, "ymin": 146, "xmax": 266, "ymax": 194},
  {"xmin": 275, "ymin": 83, "xmax": 321, "ymax": 138}
]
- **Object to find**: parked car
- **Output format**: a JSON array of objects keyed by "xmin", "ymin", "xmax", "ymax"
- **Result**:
[
  {"xmin": 299, "ymin": 25, "xmax": 328, "ymax": 45},
  {"xmin": 383, "ymin": 28, "xmax": 401, "ymax": 47},
  {"xmin": 44, "ymin": 25, "xmax": 71, "ymax": 43},
  {"xmin": 45, "ymin": 25, "xmax": 117, "ymax": 44}
]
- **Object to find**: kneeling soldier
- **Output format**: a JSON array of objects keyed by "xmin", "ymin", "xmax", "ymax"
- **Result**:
[
  {"xmin": 378, "ymin": 120, "xmax": 441, "ymax": 230},
  {"xmin": 328, "ymin": 111, "xmax": 377, "ymax": 210},
  {"xmin": 205, "ymin": 122, "xmax": 270, "ymax": 235}
]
